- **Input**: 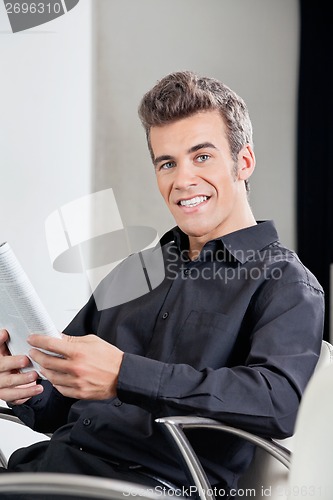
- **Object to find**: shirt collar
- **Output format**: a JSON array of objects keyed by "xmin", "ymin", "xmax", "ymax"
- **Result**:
[
  {"xmin": 162, "ymin": 221, "xmax": 279, "ymax": 264},
  {"xmin": 220, "ymin": 221, "xmax": 279, "ymax": 263}
]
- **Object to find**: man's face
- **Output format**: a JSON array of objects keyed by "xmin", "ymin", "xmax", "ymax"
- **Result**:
[{"xmin": 150, "ymin": 110, "xmax": 254, "ymax": 251}]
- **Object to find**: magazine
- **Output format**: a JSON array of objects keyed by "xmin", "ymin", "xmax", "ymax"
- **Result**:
[{"xmin": 0, "ymin": 242, "xmax": 61, "ymax": 378}]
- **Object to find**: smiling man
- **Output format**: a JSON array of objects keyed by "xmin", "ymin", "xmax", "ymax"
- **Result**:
[
  {"xmin": 0, "ymin": 71, "xmax": 325, "ymax": 499},
  {"xmin": 150, "ymin": 110, "xmax": 256, "ymax": 259}
]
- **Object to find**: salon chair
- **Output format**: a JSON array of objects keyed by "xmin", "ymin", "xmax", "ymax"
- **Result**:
[{"xmin": 1, "ymin": 340, "xmax": 332, "ymax": 499}]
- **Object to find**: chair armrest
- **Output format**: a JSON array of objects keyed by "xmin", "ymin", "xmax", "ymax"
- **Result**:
[
  {"xmin": 0, "ymin": 473, "xmax": 165, "ymax": 499},
  {"xmin": 155, "ymin": 416, "xmax": 291, "ymax": 500},
  {"xmin": 0, "ymin": 407, "xmax": 26, "ymax": 466},
  {"xmin": 0, "ymin": 407, "xmax": 51, "ymax": 468},
  {"xmin": 0, "ymin": 406, "xmax": 15, "ymax": 415},
  {"xmin": 0, "ymin": 406, "xmax": 24, "ymax": 426}
]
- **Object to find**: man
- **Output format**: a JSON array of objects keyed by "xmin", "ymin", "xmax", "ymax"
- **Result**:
[{"xmin": 0, "ymin": 71, "xmax": 324, "ymax": 498}]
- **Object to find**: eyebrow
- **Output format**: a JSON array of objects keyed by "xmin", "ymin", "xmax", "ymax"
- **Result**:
[
  {"xmin": 153, "ymin": 142, "xmax": 218, "ymax": 167},
  {"xmin": 187, "ymin": 142, "xmax": 218, "ymax": 154},
  {"xmin": 153, "ymin": 154, "xmax": 173, "ymax": 167}
]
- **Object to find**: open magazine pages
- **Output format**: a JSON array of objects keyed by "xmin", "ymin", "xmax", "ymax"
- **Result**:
[{"xmin": 0, "ymin": 242, "xmax": 61, "ymax": 378}]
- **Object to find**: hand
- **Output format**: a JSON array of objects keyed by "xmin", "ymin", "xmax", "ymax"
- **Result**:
[
  {"xmin": 0, "ymin": 329, "xmax": 43, "ymax": 405},
  {"xmin": 28, "ymin": 333, "xmax": 124, "ymax": 400}
]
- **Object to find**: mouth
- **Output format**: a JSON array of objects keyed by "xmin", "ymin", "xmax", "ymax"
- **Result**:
[{"xmin": 177, "ymin": 195, "xmax": 210, "ymax": 208}]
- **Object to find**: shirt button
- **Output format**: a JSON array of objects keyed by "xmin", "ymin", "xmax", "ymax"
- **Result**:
[
  {"xmin": 162, "ymin": 312, "xmax": 169, "ymax": 319},
  {"xmin": 114, "ymin": 401, "xmax": 122, "ymax": 407},
  {"xmin": 183, "ymin": 268, "xmax": 190, "ymax": 276},
  {"xmin": 83, "ymin": 418, "xmax": 91, "ymax": 426}
]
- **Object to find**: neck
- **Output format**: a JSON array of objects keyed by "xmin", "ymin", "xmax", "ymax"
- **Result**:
[{"xmin": 188, "ymin": 207, "xmax": 256, "ymax": 260}]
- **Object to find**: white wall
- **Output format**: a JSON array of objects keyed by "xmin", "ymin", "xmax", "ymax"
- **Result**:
[
  {"xmin": 93, "ymin": 0, "xmax": 299, "ymax": 250},
  {"xmin": 0, "ymin": 0, "xmax": 92, "ymax": 330},
  {"xmin": 0, "ymin": 0, "xmax": 299, "ymax": 328},
  {"xmin": 0, "ymin": 0, "xmax": 302, "ymax": 449}
]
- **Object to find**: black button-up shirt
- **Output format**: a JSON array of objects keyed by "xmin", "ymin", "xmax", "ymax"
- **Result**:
[{"xmin": 13, "ymin": 221, "xmax": 324, "ymax": 489}]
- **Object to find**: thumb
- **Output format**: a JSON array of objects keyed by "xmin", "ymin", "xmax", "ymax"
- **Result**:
[{"xmin": 0, "ymin": 329, "xmax": 9, "ymax": 342}]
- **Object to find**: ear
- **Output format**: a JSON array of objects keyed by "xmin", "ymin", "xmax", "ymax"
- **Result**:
[{"xmin": 237, "ymin": 144, "xmax": 255, "ymax": 181}]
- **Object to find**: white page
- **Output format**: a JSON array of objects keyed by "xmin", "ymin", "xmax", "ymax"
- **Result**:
[{"xmin": 0, "ymin": 242, "xmax": 61, "ymax": 378}]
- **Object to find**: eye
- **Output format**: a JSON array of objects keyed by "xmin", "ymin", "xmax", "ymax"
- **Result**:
[
  {"xmin": 196, "ymin": 154, "xmax": 210, "ymax": 163},
  {"xmin": 159, "ymin": 161, "xmax": 176, "ymax": 171}
]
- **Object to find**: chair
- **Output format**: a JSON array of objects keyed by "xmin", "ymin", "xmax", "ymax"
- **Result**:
[
  {"xmin": 0, "ymin": 410, "xmax": 50, "ymax": 468},
  {"xmin": 287, "ymin": 359, "xmax": 333, "ymax": 500},
  {"xmin": 1, "ymin": 340, "xmax": 332, "ymax": 499},
  {"xmin": 0, "ymin": 473, "xmax": 167, "ymax": 499},
  {"xmin": 155, "ymin": 340, "xmax": 333, "ymax": 500}
]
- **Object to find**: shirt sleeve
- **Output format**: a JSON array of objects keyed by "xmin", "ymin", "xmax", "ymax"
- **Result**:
[{"xmin": 117, "ymin": 278, "xmax": 324, "ymax": 439}]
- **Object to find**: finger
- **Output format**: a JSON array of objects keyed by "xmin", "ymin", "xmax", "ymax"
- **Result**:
[
  {"xmin": 0, "ymin": 329, "xmax": 10, "ymax": 355},
  {"xmin": 0, "ymin": 369, "xmax": 38, "ymax": 390},
  {"xmin": 16, "ymin": 381, "xmax": 38, "ymax": 390},
  {"xmin": 0, "ymin": 354, "xmax": 31, "ymax": 372},
  {"xmin": 27, "ymin": 334, "xmax": 72, "ymax": 357},
  {"xmin": 29, "ymin": 347, "xmax": 69, "ymax": 372},
  {"xmin": 2, "ymin": 382, "xmax": 44, "ymax": 404},
  {"xmin": 0, "ymin": 343, "xmax": 10, "ymax": 356},
  {"xmin": 40, "ymin": 369, "xmax": 73, "ymax": 388},
  {"xmin": 0, "ymin": 329, "xmax": 9, "ymax": 342}
]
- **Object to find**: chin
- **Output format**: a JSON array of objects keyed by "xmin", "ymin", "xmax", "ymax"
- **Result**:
[{"xmin": 179, "ymin": 225, "xmax": 213, "ymax": 239}]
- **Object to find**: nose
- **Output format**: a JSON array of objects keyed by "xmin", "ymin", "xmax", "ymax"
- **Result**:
[{"xmin": 173, "ymin": 162, "xmax": 197, "ymax": 191}]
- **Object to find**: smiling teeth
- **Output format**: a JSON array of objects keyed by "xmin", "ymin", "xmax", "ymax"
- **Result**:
[{"xmin": 180, "ymin": 196, "xmax": 208, "ymax": 207}]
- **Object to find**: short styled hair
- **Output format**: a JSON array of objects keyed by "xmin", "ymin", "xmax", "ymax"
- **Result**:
[{"xmin": 138, "ymin": 71, "xmax": 253, "ymax": 191}]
